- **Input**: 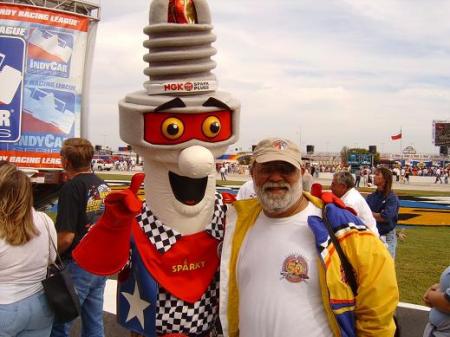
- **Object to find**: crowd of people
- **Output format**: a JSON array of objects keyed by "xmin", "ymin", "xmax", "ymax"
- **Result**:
[{"xmin": 0, "ymin": 137, "xmax": 449, "ymax": 337}]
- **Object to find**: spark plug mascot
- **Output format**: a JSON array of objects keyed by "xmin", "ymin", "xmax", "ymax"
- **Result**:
[{"xmin": 73, "ymin": 1, "xmax": 240, "ymax": 336}]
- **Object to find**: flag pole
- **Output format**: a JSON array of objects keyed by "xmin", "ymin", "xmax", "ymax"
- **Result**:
[{"xmin": 400, "ymin": 128, "xmax": 403, "ymax": 160}]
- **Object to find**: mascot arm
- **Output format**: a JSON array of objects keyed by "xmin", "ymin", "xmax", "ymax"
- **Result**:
[{"xmin": 72, "ymin": 173, "xmax": 145, "ymax": 276}]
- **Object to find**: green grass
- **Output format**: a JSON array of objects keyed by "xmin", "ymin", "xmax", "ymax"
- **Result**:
[
  {"xmin": 396, "ymin": 226, "xmax": 450, "ymax": 304},
  {"xmin": 97, "ymin": 173, "xmax": 132, "ymax": 181}
]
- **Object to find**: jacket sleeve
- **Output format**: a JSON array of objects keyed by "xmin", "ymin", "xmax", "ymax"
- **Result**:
[
  {"xmin": 380, "ymin": 193, "xmax": 399, "ymax": 226},
  {"xmin": 345, "ymin": 233, "xmax": 399, "ymax": 337}
]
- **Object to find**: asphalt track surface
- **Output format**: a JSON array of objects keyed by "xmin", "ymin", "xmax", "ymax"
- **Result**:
[{"xmin": 82, "ymin": 171, "xmax": 445, "ymax": 337}]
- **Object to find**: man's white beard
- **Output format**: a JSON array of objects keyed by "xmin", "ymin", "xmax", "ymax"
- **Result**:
[{"xmin": 255, "ymin": 180, "xmax": 303, "ymax": 214}]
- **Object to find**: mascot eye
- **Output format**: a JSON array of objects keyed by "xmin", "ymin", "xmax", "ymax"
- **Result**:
[
  {"xmin": 162, "ymin": 118, "xmax": 184, "ymax": 140},
  {"xmin": 202, "ymin": 116, "xmax": 221, "ymax": 138}
]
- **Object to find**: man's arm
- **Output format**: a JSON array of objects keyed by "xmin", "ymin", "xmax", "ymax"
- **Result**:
[
  {"xmin": 55, "ymin": 182, "xmax": 79, "ymax": 255},
  {"xmin": 58, "ymin": 231, "xmax": 75, "ymax": 254}
]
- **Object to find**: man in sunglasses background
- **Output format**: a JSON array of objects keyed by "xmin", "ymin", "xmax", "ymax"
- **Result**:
[{"xmin": 220, "ymin": 137, "xmax": 398, "ymax": 337}]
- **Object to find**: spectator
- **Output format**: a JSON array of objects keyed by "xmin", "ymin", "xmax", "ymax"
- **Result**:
[
  {"xmin": 367, "ymin": 167, "xmax": 400, "ymax": 259},
  {"xmin": 435, "ymin": 167, "xmax": 443, "ymax": 184},
  {"xmin": 361, "ymin": 166, "xmax": 368, "ymax": 186},
  {"xmin": 331, "ymin": 171, "xmax": 379, "ymax": 236},
  {"xmin": 354, "ymin": 166, "xmax": 361, "ymax": 187},
  {"xmin": 423, "ymin": 266, "xmax": 450, "ymax": 337},
  {"xmin": 51, "ymin": 138, "xmax": 111, "ymax": 337},
  {"xmin": 0, "ymin": 162, "xmax": 57, "ymax": 336},
  {"xmin": 220, "ymin": 138, "xmax": 398, "ymax": 337},
  {"xmin": 220, "ymin": 165, "xmax": 227, "ymax": 180},
  {"xmin": 301, "ymin": 163, "xmax": 313, "ymax": 192}
]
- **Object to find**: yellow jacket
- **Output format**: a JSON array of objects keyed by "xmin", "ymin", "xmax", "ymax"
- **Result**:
[{"xmin": 219, "ymin": 193, "xmax": 399, "ymax": 337}]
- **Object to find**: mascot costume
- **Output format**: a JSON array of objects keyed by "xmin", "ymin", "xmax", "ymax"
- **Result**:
[{"xmin": 73, "ymin": 0, "xmax": 240, "ymax": 336}]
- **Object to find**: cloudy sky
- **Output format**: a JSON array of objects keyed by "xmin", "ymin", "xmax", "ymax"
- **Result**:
[{"xmin": 86, "ymin": 0, "xmax": 450, "ymax": 154}]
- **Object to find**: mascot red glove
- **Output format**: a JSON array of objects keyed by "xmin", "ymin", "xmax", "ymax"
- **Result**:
[
  {"xmin": 73, "ymin": 173, "xmax": 145, "ymax": 275},
  {"xmin": 310, "ymin": 182, "xmax": 356, "ymax": 216}
]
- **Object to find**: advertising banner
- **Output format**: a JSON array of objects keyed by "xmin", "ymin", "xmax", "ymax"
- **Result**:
[
  {"xmin": 0, "ymin": 4, "xmax": 89, "ymax": 168},
  {"xmin": 433, "ymin": 120, "xmax": 450, "ymax": 146}
]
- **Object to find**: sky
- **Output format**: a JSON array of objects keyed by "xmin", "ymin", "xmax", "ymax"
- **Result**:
[{"xmin": 86, "ymin": 0, "xmax": 450, "ymax": 154}]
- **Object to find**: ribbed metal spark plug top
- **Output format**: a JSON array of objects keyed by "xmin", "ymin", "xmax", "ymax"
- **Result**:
[{"xmin": 143, "ymin": 0, "xmax": 218, "ymax": 95}]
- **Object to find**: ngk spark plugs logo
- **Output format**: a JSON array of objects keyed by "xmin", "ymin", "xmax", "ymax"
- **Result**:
[
  {"xmin": 27, "ymin": 29, "xmax": 73, "ymax": 78},
  {"xmin": 147, "ymin": 80, "xmax": 218, "ymax": 94},
  {"xmin": 163, "ymin": 81, "xmax": 216, "ymax": 93},
  {"xmin": 0, "ymin": 35, "xmax": 25, "ymax": 142}
]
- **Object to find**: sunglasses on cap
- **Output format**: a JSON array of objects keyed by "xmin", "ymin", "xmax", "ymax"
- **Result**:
[{"xmin": 256, "ymin": 162, "xmax": 298, "ymax": 176}]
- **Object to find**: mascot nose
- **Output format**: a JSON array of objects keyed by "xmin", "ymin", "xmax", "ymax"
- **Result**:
[{"xmin": 178, "ymin": 145, "xmax": 215, "ymax": 178}]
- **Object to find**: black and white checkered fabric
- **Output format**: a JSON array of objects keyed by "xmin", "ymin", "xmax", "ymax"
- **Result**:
[
  {"xmin": 136, "ymin": 193, "xmax": 226, "ymax": 254},
  {"xmin": 136, "ymin": 202, "xmax": 182, "ymax": 254},
  {"xmin": 205, "ymin": 193, "xmax": 227, "ymax": 241},
  {"xmin": 156, "ymin": 272, "xmax": 220, "ymax": 336}
]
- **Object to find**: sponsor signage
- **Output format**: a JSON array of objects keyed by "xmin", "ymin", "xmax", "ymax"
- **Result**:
[
  {"xmin": 0, "ymin": 35, "xmax": 25, "ymax": 142},
  {"xmin": 0, "ymin": 4, "xmax": 90, "ymax": 168},
  {"xmin": 433, "ymin": 121, "xmax": 450, "ymax": 146},
  {"xmin": 147, "ymin": 80, "xmax": 217, "ymax": 95}
]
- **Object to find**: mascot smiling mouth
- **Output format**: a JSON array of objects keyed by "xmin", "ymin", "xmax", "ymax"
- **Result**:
[{"xmin": 169, "ymin": 171, "xmax": 208, "ymax": 206}]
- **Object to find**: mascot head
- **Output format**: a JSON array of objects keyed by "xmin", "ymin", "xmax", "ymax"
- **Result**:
[{"xmin": 119, "ymin": 0, "xmax": 240, "ymax": 235}]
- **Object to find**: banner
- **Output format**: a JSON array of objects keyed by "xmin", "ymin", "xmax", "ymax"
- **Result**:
[
  {"xmin": 0, "ymin": 4, "xmax": 89, "ymax": 168},
  {"xmin": 433, "ymin": 121, "xmax": 450, "ymax": 146}
]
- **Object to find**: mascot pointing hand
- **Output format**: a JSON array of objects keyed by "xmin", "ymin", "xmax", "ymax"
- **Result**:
[{"xmin": 73, "ymin": 1, "xmax": 240, "ymax": 336}]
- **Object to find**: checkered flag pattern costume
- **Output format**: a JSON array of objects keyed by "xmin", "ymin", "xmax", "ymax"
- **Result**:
[
  {"xmin": 156, "ymin": 272, "xmax": 220, "ymax": 335},
  {"xmin": 133, "ymin": 193, "xmax": 226, "ymax": 335}
]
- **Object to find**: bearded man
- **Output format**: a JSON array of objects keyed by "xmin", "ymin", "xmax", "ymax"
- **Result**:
[{"xmin": 219, "ymin": 137, "xmax": 399, "ymax": 337}]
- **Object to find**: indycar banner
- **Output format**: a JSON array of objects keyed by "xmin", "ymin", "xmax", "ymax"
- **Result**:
[{"xmin": 0, "ymin": 4, "xmax": 89, "ymax": 168}]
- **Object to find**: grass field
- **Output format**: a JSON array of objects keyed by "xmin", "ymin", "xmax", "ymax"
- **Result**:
[
  {"xmin": 77, "ymin": 174, "xmax": 450, "ymax": 305},
  {"xmin": 396, "ymin": 226, "xmax": 450, "ymax": 304}
]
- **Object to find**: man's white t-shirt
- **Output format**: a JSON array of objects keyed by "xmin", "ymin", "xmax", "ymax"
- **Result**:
[
  {"xmin": 237, "ymin": 202, "xmax": 334, "ymax": 337},
  {"xmin": 341, "ymin": 188, "xmax": 379, "ymax": 236}
]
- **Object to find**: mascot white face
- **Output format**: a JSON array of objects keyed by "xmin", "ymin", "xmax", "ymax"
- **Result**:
[{"xmin": 119, "ymin": 0, "xmax": 240, "ymax": 235}]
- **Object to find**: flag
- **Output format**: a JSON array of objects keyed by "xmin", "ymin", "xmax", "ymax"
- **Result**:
[{"xmin": 391, "ymin": 130, "xmax": 402, "ymax": 141}]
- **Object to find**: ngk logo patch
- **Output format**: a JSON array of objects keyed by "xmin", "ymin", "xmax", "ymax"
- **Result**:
[
  {"xmin": 154, "ymin": 81, "xmax": 217, "ymax": 94},
  {"xmin": 0, "ymin": 35, "xmax": 25, "ymax": 142}
]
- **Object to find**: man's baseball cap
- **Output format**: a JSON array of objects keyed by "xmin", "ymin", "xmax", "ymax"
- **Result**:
[{"xmin": 252, "ymin": 138, "xmax": 302, "ymax": 169}]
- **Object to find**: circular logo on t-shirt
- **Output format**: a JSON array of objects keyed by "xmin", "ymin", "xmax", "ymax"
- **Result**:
[{"xmin": 280, "ymin": 254, "xmax": 309, "ymax": 283}]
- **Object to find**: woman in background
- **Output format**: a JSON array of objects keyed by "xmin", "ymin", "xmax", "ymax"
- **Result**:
[
  {"xmin": 0, "ymin": 162, "xmax": 56, "ymax": 336},
  {"xmin": 366, "ymin": 167, "xmax": 400, "ymax": 259}
]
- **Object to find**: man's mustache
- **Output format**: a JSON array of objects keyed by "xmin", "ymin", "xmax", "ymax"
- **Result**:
[{"xmin": 263, "ymin": 182, "xmax": 290, "ymax": 192}]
